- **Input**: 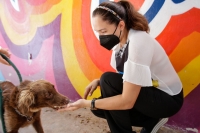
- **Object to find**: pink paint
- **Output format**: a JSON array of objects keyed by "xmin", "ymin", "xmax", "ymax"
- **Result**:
[
  {"xmin": 44, "ymin": 38, "xmax": 58, "ymax": 91},
  {"xmin": 0, "ymin": 32, "xmax": 57, "ymax": 90},
  {"xmin": 0, "ymin": 33, "xmax": 54, "ymax": 76},
  {"xmin": 26, "ymin": 0, "xmax": 46, "ymax": 6},
  {"xmin": 0, "ymin": 32, "xmax": 10, "ymax": 49},
  {"xmin": 4, "ymin": 0, "xmax": 27, "ymax": 23}
]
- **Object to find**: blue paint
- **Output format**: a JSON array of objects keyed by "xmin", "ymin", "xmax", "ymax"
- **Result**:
[
  {"xmin": 144, "ymin": 0, "xmax": 165, "ymax": 23},
  {"xmin": 99, "ymin": 0, "xmax": 165, "ymax": 24},
  {"xmin": 172, "ymin": 0, "xmax": 185, "ymax": 4},
  {"xmin": 99, "ymin": 0, "xmax": 109, "ymax": 4},
  {"xmin": 0, "ymin": 71, "xmax": 5, "ymax": 81}
]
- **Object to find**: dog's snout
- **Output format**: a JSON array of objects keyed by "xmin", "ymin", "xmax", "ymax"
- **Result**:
[{"xmin": 62, "ymin": 98, "xmax": 70, "ymax": 105}]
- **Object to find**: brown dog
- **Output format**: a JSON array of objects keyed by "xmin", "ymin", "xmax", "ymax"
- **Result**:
[{"xmin": 0, "ymin": 80, "xmax": 69, "ymax": 133}]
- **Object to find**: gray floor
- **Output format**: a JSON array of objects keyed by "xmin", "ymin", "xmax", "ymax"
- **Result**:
[{"xmin": 0, "ymin": 108, "xmax": 187, "ymax": 133}]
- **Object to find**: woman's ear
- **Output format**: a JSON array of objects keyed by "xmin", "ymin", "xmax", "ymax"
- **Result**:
[{"xmin": 119, "ymin": 20, "xmax": 126, "ymax": 31}]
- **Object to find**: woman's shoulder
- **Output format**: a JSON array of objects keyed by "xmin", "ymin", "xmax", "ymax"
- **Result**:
[
  {"xmin": 128, "ymin": 29, "xmax": 150, "ymax": 38},
  {"xmin": 128, "ymin": 29, "xmax": 154, "ymax": 45}
]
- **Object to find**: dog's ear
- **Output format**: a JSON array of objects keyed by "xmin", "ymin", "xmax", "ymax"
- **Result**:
[{"xmin": 17, "ymin": 89, "xmax": 35, "ymax": 114}]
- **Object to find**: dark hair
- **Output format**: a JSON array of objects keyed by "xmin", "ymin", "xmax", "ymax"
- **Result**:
[{"xmin": 92, "ymin": 0, "xmax": 149, "ymax": 32}]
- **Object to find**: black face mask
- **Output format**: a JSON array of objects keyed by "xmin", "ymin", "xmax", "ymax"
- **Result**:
[{"xmin": 99, "ymin": 25, "xmax": 121, "ymax": 50}]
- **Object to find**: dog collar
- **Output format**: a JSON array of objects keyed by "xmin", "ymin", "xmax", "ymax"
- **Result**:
[{"xmin": 15, "ymin": 108, "xmax": 33, "ymax": 121}]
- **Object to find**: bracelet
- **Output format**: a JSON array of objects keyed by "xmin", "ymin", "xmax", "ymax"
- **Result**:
[{"xmin": 91, "ymin": 98, "xmax": 97, "ymax": 110}]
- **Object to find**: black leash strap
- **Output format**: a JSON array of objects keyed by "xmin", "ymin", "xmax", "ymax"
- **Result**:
[{"xmin": 0, "ymin": 53, "xmax": 22, "ymax": 133}]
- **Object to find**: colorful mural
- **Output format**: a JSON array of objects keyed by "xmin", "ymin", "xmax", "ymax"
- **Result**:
[{"xmin": 0, "ymin": 0, "xmax": 200, "ymax": 132}]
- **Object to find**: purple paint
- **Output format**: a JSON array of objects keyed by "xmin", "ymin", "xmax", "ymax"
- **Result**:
[
  {"xmin": 0, "ymin": 15, "xmax": 81, "ymax": 100},
  {"xmin": 168, "ymin": 84, "xmax": 200, "ymax": 130}
]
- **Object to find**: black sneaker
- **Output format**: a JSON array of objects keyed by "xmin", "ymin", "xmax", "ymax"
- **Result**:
[{"xmin": 140, "ymin": 118, "xmax": 168, "ymax": 133}]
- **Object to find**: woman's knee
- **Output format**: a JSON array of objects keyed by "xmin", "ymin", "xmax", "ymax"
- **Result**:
[
  {"xmin": 100, "ymin": 72, "xmax": 123, "ymax": 97},
  {"xmin": 100, "ymin": 72, "xmax": 114, "ymax": 82},
  {"xmin": 100, "ymin": 72, "xmax": 121, "ymax": 86},
  {"xmin": 100, "ymin": 72, "xmax": 115, "ymax": 90}
]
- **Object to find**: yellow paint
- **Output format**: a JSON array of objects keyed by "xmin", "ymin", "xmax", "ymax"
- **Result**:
[
  {"xmin": 60, "ymin": 0, "xmax": 100, "ymax": 99},
  {"xmin": 0, "ymin": 0, "xmax": 101, "ymax": 98},
  {"xmin": 169, "ymin": 32, "xmax": 200, "ymax": 97},
  {"xmin": 1, "ymin": 0, "xmax": 199, "ymax": 99},
  {"xmin": 178, "ymin": 55, "xmax": 200, "ymax": 97}
]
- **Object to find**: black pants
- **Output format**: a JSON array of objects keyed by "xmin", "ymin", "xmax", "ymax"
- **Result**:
[{"xmin": 91, "ymin": 72, "xmax": 183, "ymax": 133}]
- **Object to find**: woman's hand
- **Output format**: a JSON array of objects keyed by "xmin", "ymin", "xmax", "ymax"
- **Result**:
[
  {"xmin": 0, "ymin": 46, "xmax": 11, "ymax": 66},
  {"xmin": 58, "ymin": 99, "xmax": 90, "ymax": 112},
  {"xmin": 84, "ymin": 79, "xmax": 100, "ymax": 99}
]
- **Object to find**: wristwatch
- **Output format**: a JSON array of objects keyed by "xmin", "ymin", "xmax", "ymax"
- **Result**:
[{"xmin": 91, "ymin": 98, "xmax": 97, "ymax": 110}]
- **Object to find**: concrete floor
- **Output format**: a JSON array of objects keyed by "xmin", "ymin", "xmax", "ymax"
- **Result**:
[{"xmin": 0, "ymin": 108, "xmax": 187, "ymax": 133}]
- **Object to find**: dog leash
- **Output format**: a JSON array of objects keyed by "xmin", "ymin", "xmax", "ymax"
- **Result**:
[{"xmin": 0, "ymin": 53, "xmax": 22, "ymax": 133}]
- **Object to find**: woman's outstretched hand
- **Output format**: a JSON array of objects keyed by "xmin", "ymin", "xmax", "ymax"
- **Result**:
[
  {"xmin": 58, "ymin": 79, "xmax": 100, "ymax": 112},
  {"xmin": 0, "ymin": 46, "xmax": 11, "ymax": 66},
  {"xmin": 58, "ymin": 99, "xmax": 89, "ymax": 112},
  {"xmin": 84, "ymin": 79, "xmax": 99, "ymax": 99}
]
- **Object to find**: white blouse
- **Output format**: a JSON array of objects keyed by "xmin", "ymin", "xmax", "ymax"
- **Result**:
[{"xmin": 110, "ymin": 29, "xmax": 182, "ymax": 96}]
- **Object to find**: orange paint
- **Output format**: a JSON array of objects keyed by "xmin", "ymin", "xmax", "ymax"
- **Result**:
[
  {"xmin": 72, "ymin": 0, "xmax": 103, "ymax": 81},
  {"xmin": 156, "ymin": 8, "xmax": 200, "ymax": 55},
  {"xmin": 129, "ymin": 0, "xmax": 145, "ymax": 11},
  {"xmin": 115, "ymin": 0, "xmax": 144, "ymax": 10},
  {"xmin": 169, "ymin": 32, "xmax": 200, "ymax": 72}
]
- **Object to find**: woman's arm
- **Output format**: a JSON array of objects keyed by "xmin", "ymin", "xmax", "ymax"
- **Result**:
[
  {"xmin": 84, "ymin": 79, "xmax": 100, "ymax": 99},
  {"xmin": 89, "ymin": 81, "xmax": 141, "ymax": 110},
  {"xmin": 60, "ymin": 81, "xmax": 141, "ymax": 111}
]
